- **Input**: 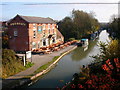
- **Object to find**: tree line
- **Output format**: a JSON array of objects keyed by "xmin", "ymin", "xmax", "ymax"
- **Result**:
[
  {"xmin": 108, "ymin": 17, "xmax": 120, "ymax": 39},
  {"xmin": 58, "ymin": 10, "xmax": 100, "ymax": 41}
]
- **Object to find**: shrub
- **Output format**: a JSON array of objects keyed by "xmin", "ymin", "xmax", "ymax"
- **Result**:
[{"xmin": 62, "ymin": 58, "xmax": 120, "ymax": 90}]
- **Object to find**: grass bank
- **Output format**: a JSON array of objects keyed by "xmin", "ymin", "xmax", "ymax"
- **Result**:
[
  {"xmin": 2, "ymin": 49, "xmax": 34, "ymax": 79},
  {"xmin": 34, "ymin": 56, "xmax": 59, "ymax": 74}
]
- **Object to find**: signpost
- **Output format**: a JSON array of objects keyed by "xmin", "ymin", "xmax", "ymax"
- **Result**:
[
  {"xmin": 26, "ymin": 51, "xmax": 32, "ymax": 62},
  {"xmin": 23, "ymin": 55, "xmax": 26, "ymax": 66}
]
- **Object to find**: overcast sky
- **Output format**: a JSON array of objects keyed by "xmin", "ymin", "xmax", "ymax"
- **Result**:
[{"xmin": 0, "ymin": 0, "xmax": 119, "ymax": 22}]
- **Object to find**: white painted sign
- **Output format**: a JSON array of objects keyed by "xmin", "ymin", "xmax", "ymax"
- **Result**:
[{"xmin": 26, "ymin": 51, "xmax": 32, "ymax": 59}]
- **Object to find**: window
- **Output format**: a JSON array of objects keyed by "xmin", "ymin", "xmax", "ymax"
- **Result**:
[
  {"xmin": 52, "ymin": 24, "xmax": 54, "ymax": 29},
  {"xmin": 33, "ymin": 31, "xmax": 36, "ymax": 38},
  {"xmin": 49, "ymin": 29, "xmax": 50, "ymax": 34},
  {"xmin": 43, "ymin": 40, "xmax": 46, "ymax": 46},
  {"xmin": 33, "ymin": 24, "xmax": 36, "ymax": 28},
  {"xmin": 42, "ymin": 24, "xmax": 46, "ymax": 30},
  {"xmin": 33, "ymin": 24, "xmax": 36, "ymax": 31},
  {"xmin": 14, "ymin": 31, "xmax": 18, "ymax": 36},
  {"xmin": 52, "ymin": 38, "xmax": 55, "ymax": 43},
  {"xmin": 32, "ymin": 42, "xmax": 36, "ymax": 49},
  {"xmin": 38, "ymin": 42, "xmax": 40, "ymax": 48},
  {"xmin": 48, "ymin": 24, "xmax": 50, "ymax": 29}
]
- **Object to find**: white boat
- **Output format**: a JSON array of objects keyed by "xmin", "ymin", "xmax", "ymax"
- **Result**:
[
  {"xmin": 81, "ymin": 39, "xmax": 89, "ymax": 51},
  {"xmin": 84, "ymin": 45, "xmax": 88, "ymax": 51}
]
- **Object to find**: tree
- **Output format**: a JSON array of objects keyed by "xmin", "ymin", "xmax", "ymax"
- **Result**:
[
  {"xmin": 58, "ymin": 17, "xmax": 74, "ymax": 41},
  {"xmin": 58, "ymin": 10, "xmax": 100, "ymax": 41},
  {"xmin": 109, "ymin": 17, "xmax": 120, "ymax": 39}
]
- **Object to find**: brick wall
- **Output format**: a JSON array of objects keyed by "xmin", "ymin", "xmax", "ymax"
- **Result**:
[
  {"xmin": 28, "ymin": 23, "xmax": 57, "ymax": 50},
  {"xmin": 8, "ymin": 16, "xmax": 29, "ymax": 51}
]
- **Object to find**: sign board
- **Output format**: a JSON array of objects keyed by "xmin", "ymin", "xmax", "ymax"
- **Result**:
[
  {"xmin": 38, "ymin": 26, "xmax": 42, "ymax": 33},
  {"xmin": 10, "ymin": 23, "xmax": 26, "ymax": 26},
  {"xmin": 26, "ymin": 51, "xmax": 32, "ymax": 59}
]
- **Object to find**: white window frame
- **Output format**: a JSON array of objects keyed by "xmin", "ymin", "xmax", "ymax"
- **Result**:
[
  {"xmin": 48, "ymin": 24, "xmax": 50, "ymax": 30},
  {"xmin": 33, "ymin": 24, "xmax": 36, "ymax": 28},
  {"xmin": 33, "ymin": 24, "xmax": 36, "ymax": 31},
  {"xmin": 32, "ymin": 42, "xmax": 36, "ymax": 49}
]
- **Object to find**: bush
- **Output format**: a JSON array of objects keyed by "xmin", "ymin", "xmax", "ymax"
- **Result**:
[
  {"xmin": 62, "ymin": 58, "xmax": 120, "ymax": 90},
  {"xmin": 92, "ymin": 40, "xmax": 120, "ymax": 63}
]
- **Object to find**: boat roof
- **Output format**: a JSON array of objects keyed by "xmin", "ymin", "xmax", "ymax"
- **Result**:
[{"xmin": 81, "ymin": 39, "xmax": 88, "ymax": 41}]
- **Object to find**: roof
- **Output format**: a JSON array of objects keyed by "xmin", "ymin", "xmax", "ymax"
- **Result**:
[
  {"xmin": 81, "ymin": 39, "xmax": 88, "ymax": 41},
  {"xmin": 18, "ymin": 15, "xmax": 56, "ymax": 24}
]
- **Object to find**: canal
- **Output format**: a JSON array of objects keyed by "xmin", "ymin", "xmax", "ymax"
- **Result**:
[{"xmin": 25, "ymin": 30, "xmax": 110, "ymax": 89}]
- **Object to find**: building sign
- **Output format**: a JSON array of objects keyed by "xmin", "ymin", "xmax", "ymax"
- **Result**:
[
  {"xmin": 38, "ymin": 26, "xmax": 42, "ymax": 33},
  {"xmin": 10, "ymin": 23, "xmax": 26, "ymax": 26},
  {"xmin": 26, "ymin": 51, "xmax": 31, "ymax": 59}
]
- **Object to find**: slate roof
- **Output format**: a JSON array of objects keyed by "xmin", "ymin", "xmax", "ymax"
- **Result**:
[{"xmin": 18, "ymin": 15, "xmax": 56, "ymax": 24}]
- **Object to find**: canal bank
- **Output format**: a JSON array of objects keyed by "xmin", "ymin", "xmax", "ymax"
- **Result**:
[
  {"xmin": 2, "ymin": 45, "xmax": 77, "ymax": 89},
  {"xmin": 24, "ymin": 30, "xmax": 110, "ymax": 89},
  {"xmin": 30, "ymin": 46, "xmax": 77, "ymax": 80}
]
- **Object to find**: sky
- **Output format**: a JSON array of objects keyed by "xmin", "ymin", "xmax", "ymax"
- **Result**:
[
  {"xmin": 0, "ymin": 0, "xmax": 119, "ymax": 22},
  {"xmin": 1, "ymin": 0, "xmax": 119, "ymax": 3}
]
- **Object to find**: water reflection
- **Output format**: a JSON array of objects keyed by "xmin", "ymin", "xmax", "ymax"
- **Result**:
[{"xmin": 71, "ymin": 40, "xmax": 98, "ymax": 61}]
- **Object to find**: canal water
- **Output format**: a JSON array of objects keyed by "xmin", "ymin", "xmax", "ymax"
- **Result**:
[{"xmin": 25, "ymin": 30, "xmax": 110, "ymax": 89}]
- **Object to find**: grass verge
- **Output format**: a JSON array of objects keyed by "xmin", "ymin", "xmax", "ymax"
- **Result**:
[{"xmin": 34, "ymin": 56, "xmax": 60, "ymax": 74}]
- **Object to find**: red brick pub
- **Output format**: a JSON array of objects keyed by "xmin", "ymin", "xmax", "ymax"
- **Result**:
[{"xmin": 8, "ymin": 15, "xmax": 64, "ymax": 52}]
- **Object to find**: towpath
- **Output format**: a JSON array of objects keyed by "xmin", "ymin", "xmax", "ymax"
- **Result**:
[{"xmin": 2, "ymin": 45, "xmax": 77, "ymax": 88}]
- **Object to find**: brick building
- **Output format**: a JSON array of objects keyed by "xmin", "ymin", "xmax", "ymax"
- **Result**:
[{"xmin": 7, "ymin": 15, "xmax": 64, "ymax": 51}]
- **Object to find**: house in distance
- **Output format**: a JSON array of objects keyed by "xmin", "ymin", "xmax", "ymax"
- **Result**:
[{"xmin": 7, "ymin": 15, "xmax": 64, "ymax": 51}]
